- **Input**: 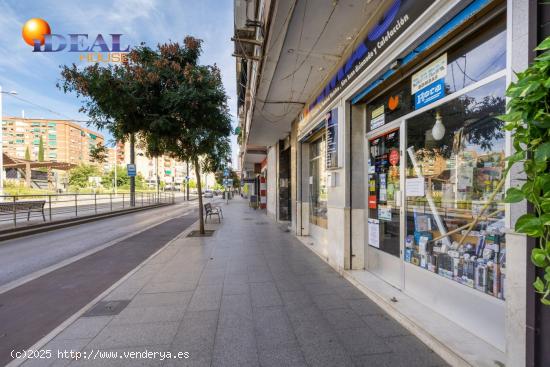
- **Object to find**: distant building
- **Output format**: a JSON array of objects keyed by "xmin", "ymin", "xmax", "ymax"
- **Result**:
[
  {"xmin": 120, "ymin": 140, "xmax": 216, "ymax": 190},
  {"xmin": 1, "ymin": 117, "xmax": 104, "ymax": 165}
]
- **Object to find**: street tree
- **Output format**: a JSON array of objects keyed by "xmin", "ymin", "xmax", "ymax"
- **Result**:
[
  {"xmin": 129, "ymin": 37, "xmax": 232, "ymax": 234},
  {"xmin": 90, "ymin": 143, "xmax": 108, "ymax": 164},
  {"xmin": 38, "ymin": 136, "xmax": 44, "ymax": 162},
  {"xmin": 58, "ymin": 56, "xmax": 151, "ymax": 206},
  {"xmin": 59, "ymin": 37, "xmax": 232, "ymax": 233}
]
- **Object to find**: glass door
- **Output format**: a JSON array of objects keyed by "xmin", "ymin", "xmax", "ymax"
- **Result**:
[{"xmin": 366, "ymin": 126, "xmax": 403, "ymax": 289}]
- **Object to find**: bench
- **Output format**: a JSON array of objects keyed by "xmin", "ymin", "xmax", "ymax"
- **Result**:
[
  {"xmin": 204, "ymin": 203, "xmax": 223, "ymax": 223},
  {"xmin": 0, "ymin": 200, "xmax": 46, "ymax": 221}
]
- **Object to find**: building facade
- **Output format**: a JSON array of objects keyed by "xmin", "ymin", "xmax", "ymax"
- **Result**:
[
  {"xmin": 120, "ymin": 141, "xmax": 215, "ymax": 190},
  {"xmin": 1, "ymin": 117, "xmax": 104, "ymax": 165},
  {"xmin": 235, "ymin": 0, "xmax": 543, "ymax": 365}
]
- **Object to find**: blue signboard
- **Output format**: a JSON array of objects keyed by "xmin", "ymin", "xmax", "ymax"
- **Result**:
[
  {"xmin": 414, "ymin": 78, "xmax": 445, "ymax": 110},
  {"xmin": 127, "ymin": 164, "xmax": 136, "ymax": 177},
  {"xmin": 326, "ymin": 108, "xmax": 338, "ymax": 169}
]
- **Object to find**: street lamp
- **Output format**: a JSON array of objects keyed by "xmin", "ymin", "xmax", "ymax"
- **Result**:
[{"xmin": 0, "ymin": 86, "xmax": 18, "ymax": 198}]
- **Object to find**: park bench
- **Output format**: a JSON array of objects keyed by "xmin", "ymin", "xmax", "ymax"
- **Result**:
[
  {"xmin": 0, "ymin": 200, "xmax": 46, "ymax": 221},
  {"xmin": 204, "ymin": 203, "xmax": 223, "ymax": 223}
]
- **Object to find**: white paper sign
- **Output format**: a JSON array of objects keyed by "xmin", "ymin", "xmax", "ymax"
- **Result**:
[
  {"xmin": 406, "ymin": 177, "xmax": 425, "ymax": 197},
  {"xmin": 378, "ymin": 206, "xmax": 392, "ymax": 221},
  {"xmin": 368, "ymin": 218, "xmax": 380, "ymax": 248},
  {"xmin": 370, "ymin": 105, "xmax": 385, "ymax": 130},
  {"xmin": 411, "ymin": 53, "xmax": 447, "ymax": 95}
]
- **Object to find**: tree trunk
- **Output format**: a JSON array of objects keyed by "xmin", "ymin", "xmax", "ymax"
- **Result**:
[{"xmin": 194, "ymin": 158, "xmax": 205, "ymax": 234}]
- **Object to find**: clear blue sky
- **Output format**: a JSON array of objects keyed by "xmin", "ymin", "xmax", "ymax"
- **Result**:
[{"xmin": 0, "ymin": 0, "xmax": 238, "ymax": 163}]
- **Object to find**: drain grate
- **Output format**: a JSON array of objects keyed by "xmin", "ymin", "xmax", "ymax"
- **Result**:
[
  {"xmin": 255, "ymin": 222, "xmax": 268, "ymax": 225},
  {"xmin": 83, "ymin": 300, "xmax": 130, "ymax": 317},
  {"xmin": 243, "ymin": 218, "xmax": 253, "ymax": 220},
  {"xmin": 187, "ymin": 230, "xmax": 215, "ymax": 237}
]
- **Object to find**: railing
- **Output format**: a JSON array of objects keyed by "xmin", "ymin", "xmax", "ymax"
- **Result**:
[{"xmin": 0, "ymin": 192, "xmax": 175, "ymax": 229}]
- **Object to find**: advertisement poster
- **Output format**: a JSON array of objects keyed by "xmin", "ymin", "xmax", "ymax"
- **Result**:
[
  {"xmin": 370, "ymin": 105, "xmax": 385, "ymax": 130},
  {"xmin": 378, "ymin": 206, "xmax": 392, "ymax": 221},
  {"xmin": 379, "ymin": 174, "xmax": 387, "ymax": 202},
  {"xmin": 414, "ymin": 78, "xmax": 445, "ymax": 109},
  {"xmin": 368, "ymin": 218, "xmax": 380, "ymax": 248},
  {"xmin": 411, "ymin": 53, "xmax": 447, "ymax": 94},
  {"xmin": 326, "ymin": 108, "xmax": 339, "ymax": 169},
  {"xmin": 406, "ymin": 177, "xmax": 425, "ymax": 196}
]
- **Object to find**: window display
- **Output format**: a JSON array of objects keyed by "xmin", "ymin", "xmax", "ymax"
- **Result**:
[
  {"xmin": 368, "ymin": 130, "xmax": 400, "ymax": 257},
  {"xmin": 309, "ymin": 135, "xmax": 328, "ymax": 228},
  {"xmin": 404, "ymin": 78, "xmax": 507, "ymax": 300}
]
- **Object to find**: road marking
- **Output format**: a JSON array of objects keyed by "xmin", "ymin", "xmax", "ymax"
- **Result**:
[
  {"xmin": 6, "ymin": 215, "xmax": 200, "ymax": 367},
  {"xmin": 0, "ymin": 202, "xmax": 197, "ymax": 295}
]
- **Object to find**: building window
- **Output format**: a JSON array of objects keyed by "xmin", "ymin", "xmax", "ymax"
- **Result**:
[
  {"xmin": 404, "ymin": 77, "xmax": 507, "ymax": 299},
  {"xmin": 309, "ymin": 135, "xmax": 328, "ymax": 229}
]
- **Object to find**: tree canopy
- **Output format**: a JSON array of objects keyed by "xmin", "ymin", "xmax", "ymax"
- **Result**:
[{"xmin": 59, "ymin": 36, "xmax": 232, "ymax": 233}]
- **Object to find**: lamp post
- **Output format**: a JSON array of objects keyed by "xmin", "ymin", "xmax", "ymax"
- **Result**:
[
  {"xmin": 0, "ymin": 86, "xmax": 18, "ymax": 198},
  {"xmin": 113, "ymin": 142, "xmax": 118, "ymax": 196}
]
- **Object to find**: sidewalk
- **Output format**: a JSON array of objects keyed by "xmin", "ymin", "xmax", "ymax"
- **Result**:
[{"xmin": 18, "ymin": 198, "xmax": 447, "ymax": 367}]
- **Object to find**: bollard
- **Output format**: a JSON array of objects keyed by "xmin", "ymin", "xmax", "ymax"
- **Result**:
[
  {"xmin": 75, "ymin": 194, "xmax": 78, "ymax": 216},
  {"xmin": 48, "ymin": 195, "xmax": 52, "ymax": 221}
]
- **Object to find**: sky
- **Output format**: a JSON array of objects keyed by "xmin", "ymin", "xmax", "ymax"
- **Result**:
[{"xmin": 0, "ymin": 0, "xmax": 238, "ymax": 163}]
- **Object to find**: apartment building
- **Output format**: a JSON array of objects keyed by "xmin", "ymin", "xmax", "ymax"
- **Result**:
[{"xmin": 1, "ymin": 117, "xmax": 104, "ymax": 165}]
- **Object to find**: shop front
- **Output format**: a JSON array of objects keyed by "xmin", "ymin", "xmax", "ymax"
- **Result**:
[{"xmin": 359, "ymin": 5, "xmax": 507, "ymax": 350}]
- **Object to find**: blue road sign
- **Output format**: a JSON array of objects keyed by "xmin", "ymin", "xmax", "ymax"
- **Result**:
[{"xmin": 127, "ymin": 164, "xmax": 137, "ymax": 177}]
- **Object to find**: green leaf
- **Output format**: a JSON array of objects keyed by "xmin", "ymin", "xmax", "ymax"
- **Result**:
[
  {"xmin": 517, "ymin": 214, "xmax": 544, "ymax": 237},
  {"xmin": 505, "ymin": 151, "xmax": 525, "ymax": 165},
  {"xmin": 505, "ymin": 187, "xmax": 525, "ymax": 203},
  {"xmin": 534, "ymin": 276, "xmax": 546, "ymax": 292},
  {"xmin": 542, "ymin": 214, "xmax": 550, "ymax": 225},
  {"xmin": 532, "ymin": 248, "xmax": 549, "ymax": 267},
  {"xmin": 535, "ymin": 36, "xmax": 550, "ymax": 51},
  {"xmin": 498, "ymin": 111, "xmax": 522, "ymax": 122},
  {"xmin": 541, "ymin": 297, "xmax": 550, "ymax": 306},
  {"xmin": 542, "ymin": 199, "xmax": 550, "ymax": 213},
  {"xmin": 535, "ymin": 142, "xmax": 550, "ymax": 161}
]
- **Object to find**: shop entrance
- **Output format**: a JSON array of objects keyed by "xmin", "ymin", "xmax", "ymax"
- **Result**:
[{"xmin": 366, "ymin": 125, "xmax": 403, "ymax": 289}]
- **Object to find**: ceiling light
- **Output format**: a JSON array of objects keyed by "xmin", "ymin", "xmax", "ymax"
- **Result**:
[{"xmin": 431, "ymin": 111, "xmax": 445, "ymax": 141}]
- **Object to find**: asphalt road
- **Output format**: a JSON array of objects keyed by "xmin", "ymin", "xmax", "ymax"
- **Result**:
[{"xmin": 0, "ymin": 197, "xmax": 199, "ymax": 288}]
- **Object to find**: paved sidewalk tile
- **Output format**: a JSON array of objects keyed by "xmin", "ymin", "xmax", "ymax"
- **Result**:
[{"xmin": 24, "ymin": 198, "xmax": 448, "ymax": 367}]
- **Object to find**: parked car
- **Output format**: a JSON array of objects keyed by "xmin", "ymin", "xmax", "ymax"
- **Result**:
[{"xmin": 203, "ymin": 190, "xmax": 213, "ymax": 198}]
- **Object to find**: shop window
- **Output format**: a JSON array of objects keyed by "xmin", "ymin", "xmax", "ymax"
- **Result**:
[
  {"xmin": 444, "ymin": 16, "xmax": 506, "ymax": 94},
  {"xmin": 309, "ymin": 135, "xmax": 328, "ymax": 229},
  {"xmin": 404, "ymin": 77, "xmax": 506, "ymax": 299},
  {"xmin": 368, "ymin": 130, "xmax": 401, "ymax": 257}
]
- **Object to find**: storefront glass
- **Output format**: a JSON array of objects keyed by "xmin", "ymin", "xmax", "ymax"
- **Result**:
[
  {"xmin": 309, "ymin": 135, "xmax": 328, "ymax": 228},
  {"xmin": 404, "ymin": 77, "xmax": 507, "ymax": 299},
  {"xmin": 368, "ymin": 130, "xmax": 401, "ymax": 257}
]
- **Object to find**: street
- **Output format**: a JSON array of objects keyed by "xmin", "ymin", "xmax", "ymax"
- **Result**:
[{"xmin": 0, "ymin": 196, "xmax": 196, "ymax": 289}]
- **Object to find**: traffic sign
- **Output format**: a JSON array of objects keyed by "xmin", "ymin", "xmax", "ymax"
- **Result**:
[{"xmin": 127, "ymin": 164, "xmax": 136, "ymax": 177}]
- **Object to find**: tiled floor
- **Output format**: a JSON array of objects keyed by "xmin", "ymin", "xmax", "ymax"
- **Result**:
[{"xmin": 20, "ymin": 198, "xmax": 448, "ymax": 367}]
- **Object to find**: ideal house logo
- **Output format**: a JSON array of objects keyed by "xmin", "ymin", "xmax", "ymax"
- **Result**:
[{"xmin": 21, "ymin": 18, "xmax": 130, "ymax": 62}]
